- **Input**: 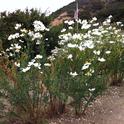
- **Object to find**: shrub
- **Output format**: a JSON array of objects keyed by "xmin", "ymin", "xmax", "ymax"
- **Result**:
[{"xmin": 0, "ymin": 15, "xmax": 124, "ymax": 123}]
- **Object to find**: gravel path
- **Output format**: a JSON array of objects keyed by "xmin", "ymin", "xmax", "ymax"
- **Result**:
[
  {"xmin": 0, "ymin": 86, "xmax": 124, "ymax": 124},
  {"xmin": 49, "ymin": 86, "xmax": 124, "ymax": 124}
]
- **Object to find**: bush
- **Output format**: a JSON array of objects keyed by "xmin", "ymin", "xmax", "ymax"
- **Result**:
[{"xmin": 0, "ymin": 15, "xmax": 124, "ymax": 123}]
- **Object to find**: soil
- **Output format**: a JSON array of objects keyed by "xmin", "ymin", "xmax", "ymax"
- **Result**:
[
  {"xmin": 1, "ymin": 85, "xmax": 124, "ymax": 124},
  {"xmin": 49, "ymin": 85, "xmax": 124, "ymax": 124}
]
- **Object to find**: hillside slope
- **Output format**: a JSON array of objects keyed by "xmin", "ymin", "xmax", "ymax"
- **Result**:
[{"xmin": 51, "ymin": 0, "xmax": 124, "ymax": 26}]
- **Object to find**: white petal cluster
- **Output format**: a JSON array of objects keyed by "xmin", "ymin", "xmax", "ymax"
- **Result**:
[
  {"xmin": 83, "ymin": 40, "xmax": 94, "ymax": 49},
  {"xmin": 92, "ymin": 29, "xmax": 102, "ymax": 36},
  {"xmin": 72, "ymin": 33, "xmax": 82, "ymax": 40},
  {"xmin": 33, "ymin": 20, "xmax": 47, "ymax": 32},
  {"xmin": 67, "ymin": 54, "xmax": 73, "ymax": 59},
  {"xmin": 15, "ymin": 23, "xmax": 21, "ymax": 30},
  {"xmin": 8, "ymin": 33, "xmax": 20, "ymax": 40},
  {"xmin": 32, "ymin": 32, "xmax": 43, "ymax": 40},
  {"xmin": 109, "ymin": 41, "xmax": 115, "ymax": 44},
  {"xmin": 89, "ymin": 88, "xmax": 95, "ymax": 92},
  {"xmin": 14, "ymin": 62, "xmax": 20, "ymax": 67},
  {"xmin": 81, "ymin": 20, "xmax": 91, "ymax": 30},
  {"xmin": 69, "ymin": 72, "xmax": 78, "ymax": 77},
  {"xmin": 22, "ymin": 67, "xmax": 31, "ymax": 72},
  {"xmin": 67, "ymin": 43, "xmax": 78, "ymax": 48},
  {"xmin": 44, "ymin": 63, "xmax": 51, "ymax": 67},
  {"xmin": 64, "ymin": 20, "xmax": 74, "ymax": 25},
  {"xmin": 35, "ymin": 55, "xmax": 43, "ymax": 59},
  {"xmin": 8, "ymin": 43, "xmax": 21, "ymax": 53},
  {"xmin": 93, "ymin": 50, "xmax": 100, "ymax": 55},
  {"xmin": 61, "ymin": 28, "xmax": 66, "ymax": 33},
  {"xmin": 33, "ymin": 63, "xmax": 41, "ymax": 69},
  {"xmin": 82, "ymin": 62, "xmax": 91, "ymax": 70},
  {"xmin": 59, "ymin": 33, "xmax": 72, "ymax": 45},
  {"xmin": 98, "ymin": 58, "xmax": 106, "ymax": 62},
  {"xmin": 105, "ymin": 51, "xmax": 111, "ymax": 54},
  {"xmin": 20, "ymin": 28, "xmax": 28, "ymax": 33},
  {"xmin": 21, "ymin": 54, "xmax": 43, "ymax": 72}
]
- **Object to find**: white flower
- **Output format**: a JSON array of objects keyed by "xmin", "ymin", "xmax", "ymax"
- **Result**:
[
  {"xmin": 92, "ymin": 29, "xmax": 101, "ymax": 36},
  {"xmin": 6, "ymin": 48, "xmax": 10, "ymax": 52},
  {"xmin": 69, "ymin": 72, "xmax": 78, "ymax": 77},
  {"xmin": 19, "ymin": 40, "xmax": 24, "ymax": 43},
  {"xmin": 89, "ymin": 88, "xmax": 95, "ymax": 92},
  {"xmin": 20, "ymin": 34, "xmax": 25, "ymax": 37},
  {"xmin": 83, "ymin": 40, "xmax": 94, "ymax": 49},
  {"xmin": 109, "ymin": 41, "xmax": 115, "ymax": 44},
  {"xmin": 61, "ymin": 28, "xmax": 66, "ymax": 33},
  {"xmin": 9, "ymin": 53, "xmax": 13, "ymax": 57},
  {"xmin": 33, "ymin": 32, "xmax": 42, "ymax": 40},
  {"xmin": 28, "ymin": 31, "xmax": 34, "ymax": 37},
  {"xmin": 47, "ymin": 56, "xmax": 55, "ymax": 61},
  {"xmin": 20, "ymin": 28, "xmax": 27, "ymax": 33},
  {"xmin": 67, "ymin": 43, "xmax": 78, "ymax": 48},
  {"xmin": 8, "ymin": 35, "xmax": 13, "ymax": 40},
  {"xmin": 9, "ymin": 47, "xmax": 13, "ymax": 50},
  {"xmin": 22, "ymin": 67, "xmax": 30, "ymax": 72},
  {"xmin": 81, "ymin": 24, "xmax": 91, "ymax": 30},
  {"xmin": 105, "ymin": 51, "xmax": 111, "ymax": 54},
  {"xmin": 33, "ymin": 20, "xmax": 46, "ymax": 31},
  {"xmin": 69, "ymin": 26, "xmax": 73, "ymax": 29},
  {"xmin": 44, "ymin": 63, "xmax": 51, "ymax": 67},
  {"xmin": 33, "ymin": 63, "xmax": 41, "ymax": 69},
  {"xmin": 15, "ymin": 23, "xmax": 21, "ymax": 30},
  {"xmin": 35, "ymin": 55, "xmax": 43, "ymax": 59},
  {"xmin": 103, "ymin": 19, "xmax": 111, "ymax": 26},
  {"xmin": 82, "ymin": 62, "xmax": 91, "ymax": 70},
  {"xmin": 78, "ymin": 45, "xmax": 85, "ymax": 51},
  {"xmin": 72, "ymin": 33, "xmax": 82, "ymax": 40},
  {"xmin": 116, "ymin": 22, "xmax": 122, "ymax": 26},
  {"xmin": 36, "ymin": 40, "xmax": 41, "ymax": 45},
  {"xmin": 51, "ymin": 47, "xmax": 59, "ymax": 55},
  {"xmin": 32, "ymin": 59, "xmax": 36, "ymax": 63},
  {"xmin": 67, "ymin": 54, "xmax": 73, "ymax": 59},
  {"xmin": 93, "ymin": 23, "xmax": 99, "ymax": 26},
  {"xmin": 14, "ymin": 44, "xmax": 21, "ymax": 49},
  {"xmin": 108, "ymin": 15, "xmax": 112, "ymax": 19},
  {"xmin": 28, "ymin": 61, "xmax": 34, "ymax": 67},
  {"xmin": 14, "ymin": 33, "xmax": 20, "ymax": 38},
  {"xmin": 81, "ymin": 20, "xmax": 91, "ymax": 29},
  {"xmin": 92, "ymin": 17, "xmax": 97, "ymax": 21},
  {"xmin": 14, "ymin": 44, "xmax": 21, "ymax": 52},
  {"xmin": 45, "ymin": 28, "xmax": 50, "ymax": 31},
  {"xmin": 8, "ymin": 33, "xmax": 20, "ymax": 40},
  {"xmin": 59, "ymin": 33, "xmax": 72, "ymax": 44},
  {"xmin": 14, "ymin": 62, "xmax": 20, "ymax": 67},
  {"xmin": 66, "ymin": 20, "xmax": 74, "ymax": 25},
  {"xmin": 96, "ymin": 41, "xmax": 101, "ymax": 43},
  {"xmin": 93, "ymin": 50, "xmax": 100, "ymax": 55},
  {"xmin": 98, "ymin": 58, "xmax": 106, "ymax": 62}
]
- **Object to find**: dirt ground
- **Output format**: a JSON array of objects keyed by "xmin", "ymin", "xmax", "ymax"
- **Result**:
[
  {"xmin": 49, "ymin": 85, "xmax": 124, "ymax": 124},
  {"xmin": 0, "ymin": 85, "xmax": 124, "ymax": 124}
]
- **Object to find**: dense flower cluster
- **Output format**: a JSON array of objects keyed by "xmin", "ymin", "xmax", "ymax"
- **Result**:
[
  {"xmin": 46, "ymin": 16, "xmax": 124, "ymax": 111},
  {"xmin": 3, "ymin": 20, "xmax": 49, "ymax": 73},
  {"xmin": 0, "ymin": 16, "xmax": 124, "ymax": 117}
]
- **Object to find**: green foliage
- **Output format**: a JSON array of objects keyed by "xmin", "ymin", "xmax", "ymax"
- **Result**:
[
  {"xmin": 0, "ymin": 16, "xmax": 124, "ymax": 123},
  {"xmin": 0, "ymin": 9, "xmax": 51, "ymax": 49}
]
